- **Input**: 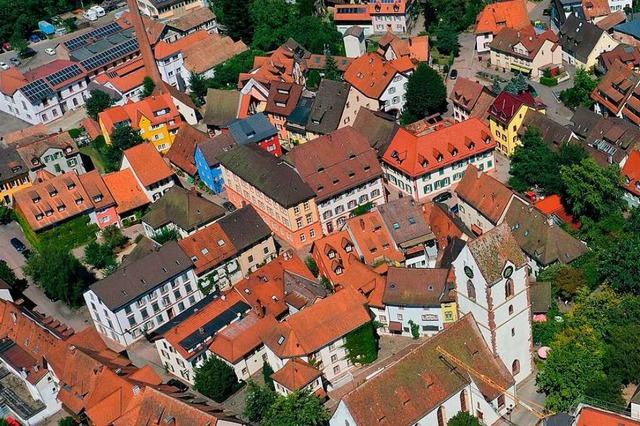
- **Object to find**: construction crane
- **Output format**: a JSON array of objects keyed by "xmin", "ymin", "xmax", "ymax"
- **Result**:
[{"xmin": 435, "ymin": 346, "xmax": 555, "ymax": 421}]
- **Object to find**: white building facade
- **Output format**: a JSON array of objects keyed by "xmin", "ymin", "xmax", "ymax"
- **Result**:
[{"xmin": 318, "ymin": 178, "xmax": 384, "ymax": 234}]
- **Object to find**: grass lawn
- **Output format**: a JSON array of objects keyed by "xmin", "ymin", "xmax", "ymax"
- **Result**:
[
  {"xmin": 79, "ymin": 145, "xmax": 106, "ymax": 173},
  {"xmin": 39, "ymin": 215, "xmax": 99, "ymax": 251}
]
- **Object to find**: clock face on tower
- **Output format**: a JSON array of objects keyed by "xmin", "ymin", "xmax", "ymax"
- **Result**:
[
  {"xmin": 503, "ymin": 265, "xmax": 514, "ymax": 278},
  {"xmin": 464, "ymin": 266, "xmax": 474, "ymax": 279}
]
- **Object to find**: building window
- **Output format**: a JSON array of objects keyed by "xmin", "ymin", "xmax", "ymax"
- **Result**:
[
  {"xmin": 331, "ymin": 354, "xmax": 338, "ymax": 363},
  {"xmin": 437, "ymin": 406, "xmax": 447, "ymax": 426},
  {"xmin": 508, "ymin": 304, "xmax": 514, "ymax": 315},
  {"xmin": 467, "ymin": 280, "xmax": 476, "ymax": 301},
  {"xmin": 505, "ymin": 278, "xmax": 514, "ymax": 299},
  {"xmin": 333, "ymin": 365, "xmax": 340, "ymax": 375},
  {"xmin": 511, "ymin": 328, "xmax": 515, "ymax": 337},
  {"xmin": 397, "ymin": 314, "xmax": 403, "ymax": 321},
  {"xmin": 310, "ymin": 229, "xmax": 316, "ymax": 238},
  {"xmin": 294, "ymin": 206, "xmax": 300, "ymax": 215},
  {"xmin": 300, "ymin": 233, "xmax": 307, "ymax": 243},
  {"xmin": 498, "ymin": 394, "xmax": 506, "ymax": 409},
  {"xmin": 512, "ymin": 359, "xmax": 520, "ymax": 375}
]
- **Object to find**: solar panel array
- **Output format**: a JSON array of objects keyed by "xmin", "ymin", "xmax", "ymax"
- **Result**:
[
  {"xmin": 45, "ymin": 64, "xmax": 84, "ymax": 87},
  {"xmin": 21, "ymin": 79, "xmax": 55, "ymax": 104},
  {"xmin": 81, "ymin": 38, "xmax": 138, "ymax": 71},
  {"xmin": 64, "ymin": 22, "xmax": 122, "ymax": 51},
  {"xmin": 179, "ymin": 301, "xmax": 251, "ymax": 351},
  {"xmin": 337, "ymin": 6, "xmax": 368, "ymax": 13}
]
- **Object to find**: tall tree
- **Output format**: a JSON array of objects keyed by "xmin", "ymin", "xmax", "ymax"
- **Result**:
[
  {"xmin": 297, "ymin": 0, "xmax": 316, "ymax": 16},
  {"xmin": 244, "ymin": 381, "xmax": 277, "ymax": 423},
  {"xmin": 448, "ymin": 412, "xmax": 482, "ymax": 426},
  {"xmin": 84, "ymin": 241, "xmax": 116, "ymax": 270},
  {"xmin": 433, "ymin": 25, "xmax": 460, "ymax": 56},
  {"xmin": 214, "ymin": 0, "xmax": 254, "ymax": 43},
  {"xmin": 599, "ymin": 235, "xmax": 640, "ymax": 294},
  {"xmin": 324, "ymin": 54, "xmax": 342, "ymax": 81},
  {"xmin": 24, "ymin": 244, "xmax": 94, "ymax": 307},
  {"xmin": 263, "ymin": 362, "xmax": 275, "ymax": 390},
  {"xmin": 559, "ymin": 67, "xmax": 598, "ymax": 110},
  {"xmin": 251, "ymin": 0, "xmax": 295, "ymax": 51},
  {"xmin": 402, "ymin": 64, "xmax": 447, "ymax": 123},
  {"xmin": 508, "ymin": 127, "xmax": 561, "ymax": 194},
  {"xmin": 110, "ymin": 125, "xmax": 145, "ymax": 151},
  {"xmin": 194, "ymin": 356, "xmax": 238, "ymax": 402},
  {"xmin": 211, "ymin": 49, "xmax": 266, "ymax": 89},
  {"xmin": 557, "ymin": 142, "xmax": 588, "ymax": 167},
  {"xmin": 261, "ymin": 390, "xmax": 330, "ymax": 426},
  {"xmin": 285, "ymin": 16, "xmax": 343, "ymax": 54},
  {"xmin": 85, "ymin": 90, "xmax": 113, "ymax": 120},
  {"xmin": 560, "ymin": 157, "xmax": 625, "ymax": 220},
  {"xmin": 141, "ymin": 77, "xmax": 156, "ymax": 99},
  {"xmin": 189, "ymin": 71, "xmax": 209, "ymax": 100}
]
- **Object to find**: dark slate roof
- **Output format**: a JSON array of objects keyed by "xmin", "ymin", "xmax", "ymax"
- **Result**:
[
  {"xmin": 286, "ymin": 95, "xmax": 315, "ymax": 128},
  {"xmin": 304, "ymin": 80, "xmax": 350, "ymax": 135},
  {"xmin": 140, "ymin": 186, "xmax": 226, "ymax": 232},
  {"xmin": 217, "ymin": 205, "xmax": 272, "ymax": 252},
  {"xmin": 203, "ymin": 89, "xmax": 240, "ymax": 127},
  {"xmin": 216, "ymin": 144, "xmax": 316, "ymax": 208},
  {"xmin": 383, "ymin": 267, "xmax": 451, "ymax": 307},
  {"xmin": 197, "ymin": 133, "xmax": 237, "ymax": 167},
  {"xmin": 504, "ymin": 198, "xmax": 588, "ymax": 266},
  {"xmin": 89, "ymin": 241, "xmax": 193, "ymax": 310},
  {"xmin": 283, "ymin": 270, "xmax": 328, "ymax": 310},
  {"xmin": 558, "ymin": 15, "xmax": 605, "ymax": 64},
  {"xmin": 377, "ymin": 198, "xmax": 434, "ymax": 248},
  {"xmin": 438, "ymin": 237, "xmax": 467, "ymax": 268},
  {"xmin": 530, "ymin": 281, "xmax": 552, "ymax": 313},
  {"xmin": 544, "ymin": 413, "xmax": 574, "ymax": 426},
  {"xmin": 351, "ymin": 107, "xmax": 399, "ymax": 155},
  {"xmin": 518, "ymin": 110, "xmax": 576, "ymax": 149},
  {"xmin": 225, "ymin": 113, "xmax": 277, "ymax": 145},
  {"xmin": 0, "ymin": 145, "xmax": 29, "ymax": 186},
  {"xmin": 569, "ymin": 107, "xmax": 601, "ymax": 138}
]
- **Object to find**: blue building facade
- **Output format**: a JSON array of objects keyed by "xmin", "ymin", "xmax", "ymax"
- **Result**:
[{"xmin": 195, "ymin": 133, "xmax": 236, "ymax": 194}]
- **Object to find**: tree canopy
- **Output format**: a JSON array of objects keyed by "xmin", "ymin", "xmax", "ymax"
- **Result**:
[
  {"xmin": 141, "ymin": 77, "xmax": 156, "ymax": 99},
  {"xmin": 559, "ymin": 68, "xmax": 598, "ymax": 110},
  {"xmin": 85, "ymin": 90, "xmax": 113, "ymax": 121},
  {"xmin": 432, "ymin": 25, "xmax": 460, "ymax": 56},
  {"xmin": 84, "ymin": 241, "xmax": 117, "ymax": 271},
  {"xmin": 211, "ymin": 0, "xmax": 254, "ymax": 43},
  {"xmin": 0, "ymin": 0, "xmax": 81, "ymax": 43},
  {"xmin": 560, "ymin": 157, "xmax": 625, "ymax": 220},
  {"xmin": 244, "ymin": 381, "xmax": 277, "ymax": 423},
  {"xmin": 509, "ymin": 127, "xmax": 561, "ymax": 194},
  {"xmin": 194, "ymin": 356, "xmax": 238, "ymax": 403},
  {"xmin": 402, "ymin": 64, "xmax": 447, "ymax": 124},
  {"xmin": 448, "ymin": 412, "xmax": 482, "ymax": 426},
  {"xmin": 209, "ymin": 49, "xmax": 266, "ymax": 90},
  {"xmin": 260, "ymin": 390, "xmax": 330, "ymax": 426},
  {"xmin": 24, "ymin": 244, "xmax": 94, "ymax": 307}
]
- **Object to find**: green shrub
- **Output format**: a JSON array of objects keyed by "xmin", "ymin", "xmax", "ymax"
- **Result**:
[
  {"xmin": 540, "ymin": 76, "xmax": 558, "ymax": 87},
  {"xmin": 68, "ymin": 128, "xmax": 82, "ymax": 139}
]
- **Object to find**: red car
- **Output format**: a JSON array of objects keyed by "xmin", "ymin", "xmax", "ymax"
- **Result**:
[
  {"xmin": 2, "ymin": 42, "xmax": 12, "ymax": 51},
  {"xmin": 525, "ymin": 191, "xmax": 537, "ymax": 202}
]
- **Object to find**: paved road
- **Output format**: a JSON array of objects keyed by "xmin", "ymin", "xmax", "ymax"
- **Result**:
[
  {"xmin": 0, "ymin": 221, "xmax": 31, "ymax": 279},
  {"xmin": 0, "ymin": 110, "xmax": 30, "ymax": 136}
]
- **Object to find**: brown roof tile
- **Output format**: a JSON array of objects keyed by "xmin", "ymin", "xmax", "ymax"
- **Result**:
[
  {"xmin": 264, "ymin": 82, "xmax": 304, "ymax": 117},
  {"xmin": 177, "ymin": 222, "xmax": 237, "ymax": 276},
  {"xmin": 165, "ymin": 123, "xmax": 208, "ymax": 176},
  {"xmin": 271, "ymin": 358, "xmax": 322, "ymax": 391},
  {"xmin": 123, "ymin": 142, "xmax": 174, "ymax": 187},
  {"xmin": 102, "ymin": 169, "xmax": 149, "ymax": 214},
  {"xmin": 383, "ymin": 267, "xmax": 453, "ymax": 306},
  {"xmin": 344, "ymin": 52, "xmax": 402, "ymax": 99},
  {"xmin": 455, "ymin": 164, "xmax": 515, "ymax": 224},
  {"xmin": 209, "ymin": 312, "xmax": 279, "ymax": 364},
  {"xmin": 346, "ymin": 211, "xmax": 405, "ymax": 265},
  {"xmin": 466, "ymin": 223, "xmax": 527, "ymax": 284}
]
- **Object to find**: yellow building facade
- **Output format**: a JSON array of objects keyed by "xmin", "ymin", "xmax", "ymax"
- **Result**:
[{"xmin": 488, "ymin": 92, "xmax": 546, "ymax": 156}]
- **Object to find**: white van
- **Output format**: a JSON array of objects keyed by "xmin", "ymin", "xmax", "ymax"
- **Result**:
[
  {"xmin": 83, "ymin": 9, "xmax": 98, "ymax": 21},
  {"xmin": 91, "ymin": 6, "xmax": 106, "ymax": 17}
]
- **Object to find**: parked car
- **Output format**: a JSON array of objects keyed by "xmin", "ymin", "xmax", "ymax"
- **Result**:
[
  {"xmin": 2, "ymin": 42, "xmax": 12, "ymax": 51},
  {"xmin": 433, "ymin": 191, "xmax": 453, "ymax": 204},
  {"xmin": 10, "ymin": 237, "xmax": 26, "ymax": 253},
  {"xmin": 543, "ymin": 8, "xmax": 551, "ymax": 15},
  {"xmin": 0, "ymin": 62, "xmax": 8, "ymax": 70},
  {"xmin": 450, "ymin": 69, "xmax": 458, "ymax": 80},
  {"xmin": 222, "ymin": 201, "xmax": 237, "ymax": 212},
  {"xmin": 167, "ymin": 379, "xmax": 189, "ymax": 392},
  {"xmin": 29, "ymin": 34, "xmax": 41, "ymax": 43},
  {"xmin": 18, "ymin": 48, "xmax": 36, "ymax": 59},
  {"xmin": 9, "ymin": 57, "xmax": 21, "ymax": 66},
  {"xmin": 44, "ymin": 47, "xmax": 56, "ymax": 56},
  {"xmin": 525, "ymin": 191, "xmax": 537, "ymax": 202}
]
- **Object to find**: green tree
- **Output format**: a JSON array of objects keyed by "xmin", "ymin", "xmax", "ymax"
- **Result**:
[
  {"xmin": 263, "ymin": 362, "xmax": 275, "ymax": 390},
  {"xmin": 422, "ymin": 1, "xmax": 437, "ymax": 31},
  {"xmin": 244, "ymin": 381, "xmax": 277, "ymax": 422},
  {"xmin": 557, "ymin": 142, "xmax": 588, "ymax": 167},
  {"xmin": 141, "ymin": 77, "xmax": 156, "ymax": 99},
  {"xmin": 0, "ymin": 260, "xmax": 27, "ymax": 292},
  {"xmin": 448, "ymin": 412, "xmax": 482, "ymax": 426},
  {"xmin": 0, "ymin": 203, "xmax": 14, "ymax": 224},
  {"xmin": 251, "ymin": 0, "xmax": 295, "ymax": 51},
  {"xmin": 604, "ymin": 324, "xmax": 640, "ymax": 385},
  {"xmin": 85, "ymin": 90, "xmax": 113, "ymax": 120},
  {"xmin": 58, "ymin": 416, "xmax": 76, "ymax": 426},
  {"xmin": 599, "ymin": 235, "xmax": 640, "ymax": 294},
  {"xmin": 84, "ymin": 241, "xmax": 116, "ymax": 270},
  {"xmin": 491, "ymin": 78, "xmax": 502, "ymax": 94},
  {"xmin": 194, "ymin": 356, "xmax": 238, "ymax": 402},
  {"xmin": 324, "ymin": 54, "xmax": 342, "ymax": 81},
  {"xmin": 102, "ymin": 225, "xmax": 128, "ymax": 250},
  {"xmin": 111, "ymin": 125, "xmax": 145, "ymax": 151},
  {"xmin": 433, "ymin": 25, "xmax": 460, "ymax": 56},
  {"xmin": 304, "ymin": 257, "xmax": 319, "ymax": 278},
  {"xmin": 286, "ymin": 16, "xmax": 343, "ymax": 54},
  {"xmin": 154, "ymin": 228, "xmax": 179, "ymax": 244},
  {"xmin": 297, "ymin": 0, "xmax": 316, "ymax": 16},
  {"xmin": 559, "ymin": 68, "xmax": 598, "ymax": 110},
  {"xmin": 261, "ymin": 390, "xmax": 330, "ymax": 426},
  {"xmin": 402, "ymin": 64, "xmax": 447, "ymax": 123},
  {"xmin": 24, "ymin": 244, "xmax": 94, "ymax": 307},
  {"xmin": 509, "ymin": 127, "xmax": 561, "ymax": 194},
  {"xmin": 306, "ymin": 70, "xmax": 321, "ymax": 88},
  {"xmin": 213, "ymin": 0, "xmax": 254, "ymax": 43},
  {"xmin": 189, "ymin": 71, "xmax": 209, "ymax": 101},
  {"xmin": 560, "ymin": 157, "xmax": 625, "ymax": 220}
]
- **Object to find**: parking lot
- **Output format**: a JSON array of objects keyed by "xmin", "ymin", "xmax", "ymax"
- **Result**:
[{"xmin": 0, "ymin": 221, "xmax": 31, "ymax": 279}]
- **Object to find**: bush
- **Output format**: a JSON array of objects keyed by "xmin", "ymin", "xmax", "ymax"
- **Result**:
[
  {"xmin": 304, "ymin": 257, "xmax": 319, "ymax": 278},
  {"xmin": 540, "ymin": 76, "xmax": 558, "ymax": 87},
  {"xmin": 68, "ymin": 128, "xmax": 82, "ymax": 139}
]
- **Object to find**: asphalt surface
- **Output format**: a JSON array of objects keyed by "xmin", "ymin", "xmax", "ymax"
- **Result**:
[{"xmin": 0, "ymin": 221, "xmax": 31, "ymax": 279}]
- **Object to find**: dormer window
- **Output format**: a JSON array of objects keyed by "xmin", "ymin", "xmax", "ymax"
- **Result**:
[
  {"xmin": 75, "ymin": 197, "xmax": 83, "ymax": 205},
  {"xmin": 31, "ymin": 158, "xmax": 40, "ymax": 166},
  {"xmin": 335, "ymin": 266, "xmax": 343, "ymax": 275},
  {"xmin": 49, "ymin": 189, "xmax": 58, "ymax": 197},
  {"xmin": 45, "ymin": 209, "xmax": 53, "ymax": 217},
  {"xmin": 57, "ymin": 204, "xmax": 66, "ymax": 212},
  {"xmin": 328, "ymin": 250, "xmax": 336, "ymax": 259},
  {"xmin": 93, "ymin": 194, "xmax": 103, "ymax": 203},
  {"xmin": 437, "ymin": 154, "xmax": 444, "ymax": 162},
  {"xmin": 217, "ymin": 239, "xmax": 226, "ymax": 246},
  {"xmin": 345, "ymin": 244, "xmax": 352, "ymax": 253},
  {"xmin": 11, "ymin": 165, "xmax": 22, "ymax": 173},
  {"xmin": 451, "ymin": 148, "xmax": 458, "ymax": 157},
  {"xmin": 67, "ymin": 182, "xmax": 76, "ymax": 190},
  {"xmin": 32, "ymin": 196, "xmax": 41, "ymax": 204},
  {"xmin": 35, "ymin": 213, "xmax": 43, "ymax": 220}
]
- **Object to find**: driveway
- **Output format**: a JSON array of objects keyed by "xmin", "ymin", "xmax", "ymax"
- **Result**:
[
  {"xmin": 0, "ymin": 222, "xmax": 31, "ymax": 278},
  {"xmin": 0, "ymin": 110, "xmax": 29, "ymax": 136}
]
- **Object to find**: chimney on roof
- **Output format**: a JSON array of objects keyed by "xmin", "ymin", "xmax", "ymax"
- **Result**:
[{"xmin": 360, "ymin": 218, "xmax": 365, "ymax": 230}]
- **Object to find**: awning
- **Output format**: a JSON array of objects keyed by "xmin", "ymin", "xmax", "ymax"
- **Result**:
[
  {"xmin": 511, "ymin": 65, "xmax": 531, "ymax": 74},
  {"xmin": 388, "ymin": 321, "xmax": 403, "ymax": 332}
]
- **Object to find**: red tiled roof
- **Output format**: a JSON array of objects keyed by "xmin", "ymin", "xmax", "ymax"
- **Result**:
[
  {"xmin": 99, "ymin": 93, "xmax": 182, "ymax": 134},
  {"xmin": 577, "ymin": 406, "xmax": 640, "ymax": 426},
  {"xmin": 582, "ymin": 0, "xmax": 610, "ymax": 20},
  {"xmin": 0, "ymin": 67, "xmax": 27, "ymax": 96},
  {"xmin": 238, "ymin": 44, "xmax": 299, "ymax": 89},
  {"xmin": 592, "ymin": 59, "xmax": 640, "ymax": 115},
  {"xmin": 264, "ymin": 82, "xmax": 304, "ymax": 117},
  {"xmin": 13, "ymin": 171, "xmax": 93, "ymax": 231},
  {"xmin": 475, "ymin": 0, "xmax": 530, "ymax": 35},
  {"xmin": 383, "ymin": 266, "xmax": 453, "ymax": 306},
  {"xmin": 123, "ymin": 142, "xmax": 174, "ymax": 187},
  {"xmin": 209, "ymin": 312, "xmax": 279, "ymax": 364},
  {"xmin": 346, "ymin": 211, "xmax": 404, "ymax": 265},
  {"xmin": 489, "ymin": 26, "xmax": 559, "ymax": 61},
  {"xmin": 341, "ymin": 314, "xmax": 514, "ymax": 426},
  {"xmin": 271, "ymin": 358, "xmax": 322, "ymax": 391},
  {"xmin": 165, "ymin": 123, "xmax": 208, "ymax": 176},
  {"xmin": 82, "ymin": 118, "xmax": 102, "ymax": 141},
  {"xmin": 287, "ymin": 127, "xmax": 383, "ymax": 201},
  {"xmin": 622, "ymin": 149, "xmax": 640, "ymax": 196},
  {"xmin": 102, "ymin": 169, "xmax": 149, "ymax": 214},
  {"xmin": 344, "ymin": 53, "xmax": 401, "ymax": 99},
  {"xmin": 534, "ymin": 194, "xmax": 581, "ymax": 230},
  {"xmin": 233, "ymin": 253, "xmax": 315, "ymax": 318},
  {"xmin": 3, "ymin": 124, "xmax": 48, "ymax": 145},
  {"xmin": 117, "ymin": 11, "xmax": 166, "ymax": 45},
  {"xmin": 382, "ymin": 117, "xmax": 495, "ymax": 177},
  {"xmin": 154, "ymin": 30, "xmax": 210, "ymax": 60},
  {"xmin": 79, "ymin": 170, "xmax": 117, "ymax": 211},
  {"xmin": 94, "ymin": 58, "xmax": 146, "ymax": 93},
  {"xmin": 261, "ymin": 287, "xmax": 371, "ymax": 358},
  {"xmin": 177, "ymin": 223, "xmax": 237, "ymax": 276},
  {"xmin": 455, "ymin": 164, "xmax": 515, "ymax": 224},
  {"xmin": 489, "ymin": 91, "xmax": 546, "ymax": 124},
  {"xmin": 182, "ymin": 34, "xmax": 248, "ymax": 74}
]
